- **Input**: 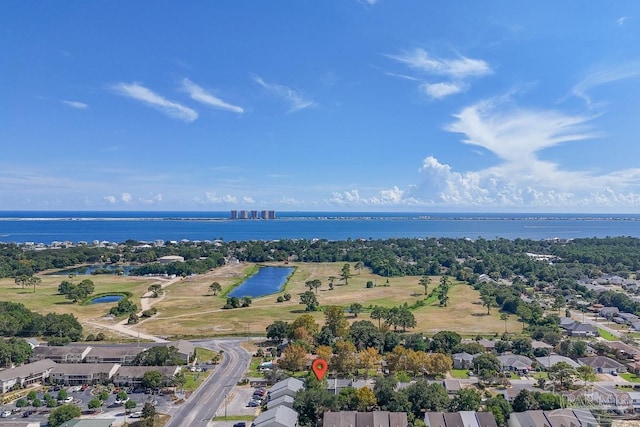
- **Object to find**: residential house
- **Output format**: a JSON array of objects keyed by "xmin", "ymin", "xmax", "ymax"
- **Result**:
[
  {"xmin": 578, "ymin": 356, "xmax": 627, "ymax": 375},
  {"xmin": 452, "ymin": 352, "xmax": 477, "ymax": 370},
  {"xmin": 442, "ymin": 379, "xmax": 462, "ymax": 395},
  {"xmin": 600, "ymin": 307, "xmax": 620, "ymax": 319},
  {"xmin": 497, "ymin": 355, "xmax": 533, "ymax": 374},
  {"xmin": 112, "ymin": 365, "xmax": 181, "ymax": 387},
  {"xmin": 267, "ymin": 395, "xmax": 295, "ymax": 410},
  {"xmin": 559, "ymin": 317, "xmax": 599, "ymax": 337},
  {"xmin": 253, "ymin": 405, "xmax": 299, "ymax": 427},
  {"xmin": 269, "ymin": 377, "xmax": 305, "ymax": 401},
  {"xmin": 0, "ymin": 359, "xmax": 56, "ymax": 393},
  {"xmin": 30, "ymin": 345, "xmax": 91, "ymax": 363},
  {"xmin": 85, "ymin": 346, "xmax": 146, "ymax": 365},
  {"xmin": 50, "ymin": 363, "xmax": 120, "ymax": 385},
  {"xmin": 535, "ymin": 354, "xmax": 581, "ymax": 370},
  {"xmin": 424, "ymin": 411, "xmax": 497, "ymax": 427},
  {"xmin": 324, "ymin": 411, "xmax": 408, "ymax": 427}
]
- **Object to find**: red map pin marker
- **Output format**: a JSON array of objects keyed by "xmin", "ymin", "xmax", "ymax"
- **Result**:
[{"xmin": 312, "ymin": 358, "xmax": 328, "ymax": 381}]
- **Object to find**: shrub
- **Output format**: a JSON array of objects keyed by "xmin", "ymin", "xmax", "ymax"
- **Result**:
[
  {"xmin": 276, "ymin": 296, "xmax": 284, "ymax": 303},
  {"xmin": 366, "ymin": 281, "xmax": 374, "ymax": 288}
]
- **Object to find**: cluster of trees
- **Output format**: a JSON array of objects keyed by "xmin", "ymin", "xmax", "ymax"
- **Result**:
[
  {"xmin": 0, "ymin": 337, "xmax": 33, "ymax": 366},
  {"xmin": 223, "ymin": 296, "xmax": 252, "ymax": 309},
  {"xmin": 4, "ymin": 236, "xmax": 640, "ymax": 285},
  {"xmin": 57, "ymin": 278, "xmax": 95, "ymax": 302},
  {"xmin": 0, "ymin": 301, "xmax": 82, "ymax": 343},
  {"xmin": 295, "ymin": 374, "xmax": 492, "ymax": 427},
  {"xmin": 109, "ymin": 298, "xmax": 137, "ymax": 317},
  {"xmin": 133, "ymin": 345, "xmax": 185, "ymax": 366}
]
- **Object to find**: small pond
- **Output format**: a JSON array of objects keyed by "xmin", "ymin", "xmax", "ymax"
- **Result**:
[
  {"xmin": 228, "ymin": 266, "xmax": 294, "ymax": 298},
  {"xmin": 90, "ymin": 295, "xmax": 124, "ymax": 304}
]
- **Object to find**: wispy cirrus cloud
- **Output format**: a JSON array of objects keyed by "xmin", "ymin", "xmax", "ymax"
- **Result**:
[
  {"xmin": 385, "ymin": 48, "xmax": 491, "ymax": 100},
  {"xmin": 387, "ymin": 48, "xmax": 491, "ymax": 78},
  {"xmin": 61, "ymin": 100, "xmax": 88, "ymax": 109},
  {"xmin": 182, "ymin": 78, "xmax": 244, "ymax": 113},
  {"xmin": 252, "ymin": 75, "xmax": 315, "ymax": 112},
  {"xmin": 111, "ymin": 82, "xmax": 198, "ymax": 122},
  {"xmin": 572, "ymin": 63, "xmax": 640, "ymax": 107},
  {"xmin": 618, "ymin": 16, "xmax": 628, "ymax": 26}
]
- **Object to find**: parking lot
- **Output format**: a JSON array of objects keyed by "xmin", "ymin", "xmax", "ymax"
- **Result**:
[
  {"xmin": 216, "ymin": 385, "xmax": 262, "ymax": 418},
  {"xmin": 0, "ymin": 384, "xmax": 176, "ymax": 424}
]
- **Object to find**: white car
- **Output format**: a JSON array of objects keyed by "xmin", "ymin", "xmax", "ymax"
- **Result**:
[
  {"xmin": 64, "ymin": 396, "xmax": 74, "ymax": 403},
  {"xmin": 129, "ymin": 411, "xmax": 143, "ymax": 418},
  {"xmin": 1, "ymin": 410, "xmax": 12, "ymax": 417},
  {"xmin": 115, "ymin": 397, "xmax": 129, "ymax": 404}
]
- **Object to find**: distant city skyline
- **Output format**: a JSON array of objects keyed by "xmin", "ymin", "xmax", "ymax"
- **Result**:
[{"xmin": 3, "ymin": 2, "xmax": 640, "ymax": 213}]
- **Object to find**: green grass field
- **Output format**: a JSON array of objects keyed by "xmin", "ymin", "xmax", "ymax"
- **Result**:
[
  {"xmin": 0, "ymin": 262, "xmax": 522, "ymax": 339},
  {"xmin": 597, "ymin": 328, "xmax": 618, "ymax": 341}
]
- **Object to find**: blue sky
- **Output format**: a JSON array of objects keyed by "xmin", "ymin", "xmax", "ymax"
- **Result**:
[{"xmin": 3, "ymin": 1, "xmax": 640, "ymax": 212}]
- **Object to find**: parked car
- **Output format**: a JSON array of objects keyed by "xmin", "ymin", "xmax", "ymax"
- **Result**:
[
  {"xmin": 1, "ymin": 410, "xmax": 12, "ymax": 418},
  {"xmin": 248, "ymin": 400, "xmax": 260, "ymax": 407},
  {"xmin": 129, "ymin": 411, "xmax": 143, "ymax": 418},
  {"xmin": 233, "ymin": 422, "xmax": 246, "ymax": 427},
  {"xmin": 63, "ymin": 396, "xmax": 74, "ymax": 404},
  {"xmin": 22, "ymin": 410, "xmax": 34, "ymax": 418}
]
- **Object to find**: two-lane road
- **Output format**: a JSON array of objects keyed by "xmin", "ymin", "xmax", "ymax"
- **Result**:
[{"xmin": 165, "ymin": 339, "xmax": 252, "ymax": 427}]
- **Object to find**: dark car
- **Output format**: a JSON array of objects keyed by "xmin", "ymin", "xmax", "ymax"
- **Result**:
[
  {"xmin": 233, "ymin": 423, "xmax": 246, "ymax": 427},
  {"xmin": 22, "ymin": 410, "xmax": 33, "ymax": 418}
]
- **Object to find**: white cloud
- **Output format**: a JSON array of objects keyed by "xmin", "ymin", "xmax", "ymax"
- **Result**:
[
  {"xmin": 572, "ymin": 63, "xmax": 640, "ymax": 107},
  {"xmin": 420, "ymin": 82, "xmax": 465, "ymax": 99},
  {"xmin": 385, "ymin": 48, "xmax": 490, "ymax": 100},
  {"xmin": 111, "ymin": 82, "xmax": 198, "ymax": 122},
  {"xmin": 243, "ymin": 196, "xmax": 255, "ymax": 204},
  {"xmin": 203, "ymin": 192, "xmax": 238, "ymax": 204},
  {"xmin": 104, "ymin": 195, "xmax": 116, "ymax": 204},
  {"xmin": 139, "ymin": 194, "xmax": 163, "ymax": 204},
  {"xmin": 61, "ymin": 100, "xmax": 88, "ymax": 109},
  {"xmin": 252, "ymin": 75, "xmax": 315, "ymax": 112},
  {"xmin": 182, "ymin": 78, "xmax": 244, "ymax": 113},
  {"xmin": 328, "ymin": 96, "xmax": 640, "ymax": 210},
  {"xmin": 121, "ymin": 193, "xmax": 133, "ymax": 203},
  {"xmin": 387, "ymin": 48, "xmax": 491, "ymax": 78},
  {"xmin": 618, "ymin": 16, "xmax": 628, "ymax": 26}
]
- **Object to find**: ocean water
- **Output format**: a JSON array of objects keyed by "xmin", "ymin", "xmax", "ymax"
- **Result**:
[{"xmin": 0, "ymin": 211, "xmax": 639, "ymax": 244}]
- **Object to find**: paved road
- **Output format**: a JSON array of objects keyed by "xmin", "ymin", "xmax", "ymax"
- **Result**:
[{"xmin": 165, "ymin": 339, "xmax": 251, "ymax": 427}]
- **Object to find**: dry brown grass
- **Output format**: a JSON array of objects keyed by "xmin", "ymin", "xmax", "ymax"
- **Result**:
[
  {"xmin": 136, "ymin": 262, "xmax": 520, "ymax": 338},
  {"xmin": 0, "ymin": 262, "xmax": 520, "ymax": 339}
]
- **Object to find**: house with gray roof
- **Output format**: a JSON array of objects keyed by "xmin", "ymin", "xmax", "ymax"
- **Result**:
[
  {"xmin": 559, "ymin": 317, "xmax": 599, "ymax": 337},
  {"xmin": 578, "ymin": 356, "xmax": 626, "ymax": 374},
  {"xmin": 599, "ymin": 307, "xmax": 620, "ymax": 319},
  {"xmin": 536, "ymin": 354, "xmax": 581, "ymax": 370},
  {"xmin": 497, "ymin": 354, "xmax": 533, "ymax": 374},
  {"xmin": 267, "ymin": 394, "xmax": 295, "ymax": 410},
  {"xmin": 424, "ymin": 411, "xmax": 497, "ymax": 427},
  {"xmin": 0, "ymin": 359, "xmax": 56, "ymax": 393},
  {"xmin": 254, "ymin": 405, "xmax": 299, "ymax": 427},
  {"xmin": 452, "ymin": 352, "xmax": 477, "ymax": 369},
  {"xmin": 324, "ymin": 411, "xmax": 407, "ymax": 427},
  {"xmin": 269, "ymin": 377, "xmax": 305, "ymax": 401}
]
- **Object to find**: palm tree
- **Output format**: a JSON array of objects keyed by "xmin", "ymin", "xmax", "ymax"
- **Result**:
[
  {"xmin": 500, "ymin": 313, "xmax": 509, "ymax": 333},
  {"xmin": 28, "ymin": 276, "xmax": 41, "ymax": 293}
]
